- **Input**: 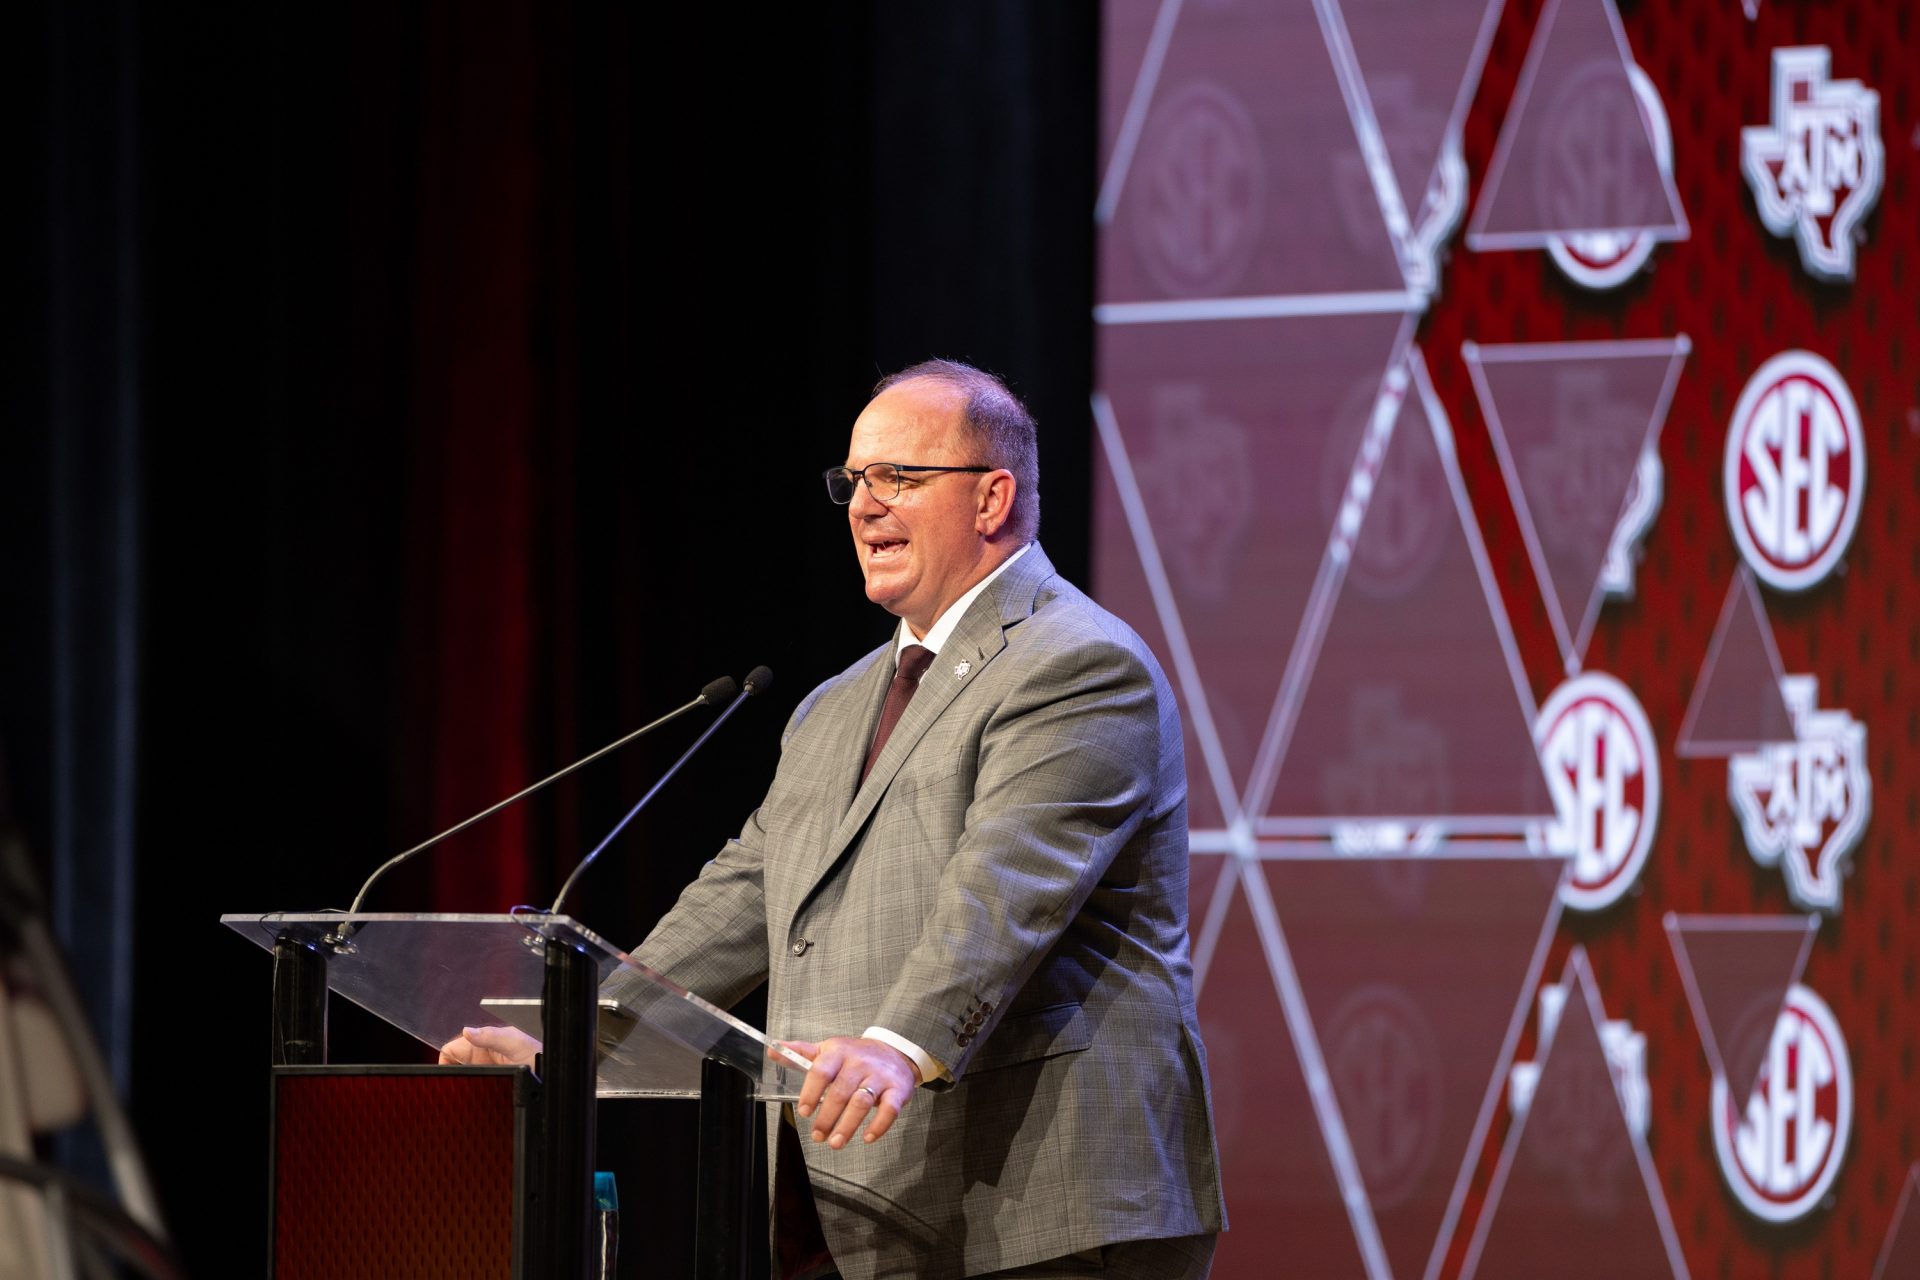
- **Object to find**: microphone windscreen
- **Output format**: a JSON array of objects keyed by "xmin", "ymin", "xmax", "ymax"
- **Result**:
[
  {"xmin": 743, "ymin": 666, "xmax": 774, "ymax": 695},
  {"xmin": 700, "ymin": 675, "xmax": 739, "ymax": 704}
]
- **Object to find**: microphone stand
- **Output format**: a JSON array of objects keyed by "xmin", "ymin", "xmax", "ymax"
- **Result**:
[
  {"xmin": 326, "ymin": 676, "xmax": 737, "ymax": 947},
  {"xmin": 538, "ymin": 666, "xmax": 771, "ymax": 1279},
  {"xmin": 547, "ymin": 667, "xmax": 773, "ymax": 918}
]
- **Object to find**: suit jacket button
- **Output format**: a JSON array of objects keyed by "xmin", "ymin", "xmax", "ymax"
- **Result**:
[
  {"xmin": 956, "ymin": 1033, "xmax": 973, "ymax": 1048},
  {"xmin": 790, "ymin": 939, "xmax": 810, "ymax": 956}
]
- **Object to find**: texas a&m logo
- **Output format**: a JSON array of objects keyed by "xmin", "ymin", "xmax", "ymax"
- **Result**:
[
  {"xmin": 1510, "ymin": 980, "xmax": 1650, "ymax": 1136},
  {"xmin": 1740, "ymin": 46, "xmax": 1883, "ymax": 282},
  {"xmin": 1533, "ymin": 672, "xmax": 1660, "ymax": 913},
  {"xmin": 1729, "ymin": 675, "xmax": 1870, "ymax": 914},
  {"xmin": 1723, "ymin": 351, "xmax": 1865, "ymax": 592},
  {"xmin": 1509, "ymin": 975, "xmax": 1651, "ymax": 1214},
  {"xmin": 1145, "ymin": 383, "xmax": 1255, "ymax": 604},
  {"xmin": 1712, "ymin": 983, "xmax": 1852, "ymax": 1223},
  {"xmin": 1601, "ymin": 451, "xmax": 1662, "ymax": 599}
]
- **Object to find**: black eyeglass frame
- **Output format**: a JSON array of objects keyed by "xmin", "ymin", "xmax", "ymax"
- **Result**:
[{"xmin": 822, "ymin": 462, "xmax": 996, "ymax": 504}]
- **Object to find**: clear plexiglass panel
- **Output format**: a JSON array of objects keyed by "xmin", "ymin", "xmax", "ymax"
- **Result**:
[{"xmin": 220, "ymin": 912, "xmax": 807, "ymax": 1101}]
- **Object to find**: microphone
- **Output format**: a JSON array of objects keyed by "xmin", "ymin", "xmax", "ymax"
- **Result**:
[
  {"xmin": 332, "ymin": 676, "xmax": 738, "ymax": 938},
  {"xmin": 547, "ymin": 666, "xmax": 773, "ymax": 916}
]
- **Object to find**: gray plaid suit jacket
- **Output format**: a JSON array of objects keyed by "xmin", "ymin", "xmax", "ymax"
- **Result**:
[{"xmin": 633, "ymin": 545, "xmax": 1225, "ymax": 1278}]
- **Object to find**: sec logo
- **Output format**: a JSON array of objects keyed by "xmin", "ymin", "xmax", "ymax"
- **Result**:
[
  {"xmin": 1723, "ymin": 351, "xmax": 1865, "ymax": 592},
  {"xmin": 1533, "ymin": 672, "xmax": 1659, "ymax": 913},
  {"xmin": 1547, "ymin": 66, "xmax": 1675, "ymax": 290},
  {"xmin": 1712, "ymin": 983, "xmax": 1851, "ymax": 1224},
  {"xmin": 1131, "ymin": 80, "xmax": 1264, "ymax": 297},
  {"xmin": 1326, "ymin": 984, "xmax": 1440, "ymax": 1210}
]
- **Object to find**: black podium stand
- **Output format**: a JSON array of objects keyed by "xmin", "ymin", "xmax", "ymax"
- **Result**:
[{"xmin": 225, "ymin": 912, "xmax": 807, "ymax": 1279}]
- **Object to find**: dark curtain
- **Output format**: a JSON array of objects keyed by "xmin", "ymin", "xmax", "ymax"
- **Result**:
[{"xmin": 7, "ymin": 2, "xmax": 1095, "ymax": 1274}]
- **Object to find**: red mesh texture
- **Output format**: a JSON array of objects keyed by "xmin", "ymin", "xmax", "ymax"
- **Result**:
[
  {"xmin": 1432, "ymin": 3, "xmax": 1916, "ymax": 1276},
  {"xmin": 1098, "ymin": 0, "xmax": 1917, "ymax": 1274},
  {"xmin": 273, "ymin": 1073, "xmax": 517, "ymax": 1280}
]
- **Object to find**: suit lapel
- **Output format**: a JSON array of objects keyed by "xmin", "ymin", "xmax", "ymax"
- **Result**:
[
  {"xmin": 823, "ymin": 643, "xmax": 897, "ymax": 819},
  {"xmin": 801, "ymin": 547, "xmax": 1056, "ymax": 902}
]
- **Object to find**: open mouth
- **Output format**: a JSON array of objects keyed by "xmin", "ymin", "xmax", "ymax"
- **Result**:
[{"xmin": 868, "ymin": 539, "xmax": 907, "ymax": 558}]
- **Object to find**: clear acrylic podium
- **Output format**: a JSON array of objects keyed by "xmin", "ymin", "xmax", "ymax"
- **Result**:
[{"xmin": 222, "ymin": 911, "xmax": 807, "ymax": 1279}]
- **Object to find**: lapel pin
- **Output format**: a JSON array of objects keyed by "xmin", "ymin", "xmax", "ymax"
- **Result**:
[{"xmin": 953, "ymin": 659, "xmax": 971, "ymax": 680}]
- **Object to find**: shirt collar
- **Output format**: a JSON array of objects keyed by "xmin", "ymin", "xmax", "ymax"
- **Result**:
[{"xmin": 893, "ymin": 542, "xmax": 1032, "ymax": 662}]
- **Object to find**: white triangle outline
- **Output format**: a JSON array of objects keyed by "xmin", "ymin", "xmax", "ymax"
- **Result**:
[
  {"xmin": 1325, "ymin": 0, "xmax": 1511, "ymax": 293},
  {"xmin": 1662, "ymin": 911, "xmax": 1818, "ymax": 1103},
  {"xmin": 1189, "ymin": 852, "xmax": 1243, "ymax": 999},
  {"xmin": 1674, "ymin": 568, "xmax": 1793, "ymax": 758},
  {"xmin": 1249, "ymin": 847, "xmax": 1571, "ymax": 1280},
  {"xmin": 1242, "ymin": 315, "xmax": 1416, "ymax": 831},
  {"xmin": 1873, "ymin": 1163, "xmax": 1920, "ymax": 1280},
  {"xmin": 1466, "ymin": 0, "xmax": 1691, "ymax": 249},
  {"xmin": 1459, "ymin": 947, "xmax": 1692, "ymax": 1279},
  {"xmin": 1093, "ymin": 391, "xmax": 1245, "ymax": 831},
  {"xmin": 1242, "ymin": 856, "xmax": 1393, "ymax": 1280},
  {"xmin": 1249, "ymin": 344, "xmax": 1551, "ymax": 836},
  {"xmin": 1097, "ymin": 0, "xmax": 1188, "ymax": 227},
  {"xmin": 1094, "ymin": 0, "xmax": 1417, "ymax": 306},
  {"xmin": 1464, "ymin": 335, "xmax": 1692, "ymax": 675},
  {"xmin": 1307, "ymin": 0, "xmax": 1418, "ymax": 292},
  {"xmin": 1092, "ymin": 310, "xmax": 1417, "ymax": 847}
]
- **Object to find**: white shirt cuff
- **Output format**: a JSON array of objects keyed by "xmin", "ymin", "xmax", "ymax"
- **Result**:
[{"xmin": 863, "ymin": 1025, "xmax": 949, "ymax": 1085}]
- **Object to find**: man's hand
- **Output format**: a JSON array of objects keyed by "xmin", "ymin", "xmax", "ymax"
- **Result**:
[
  {"xmin": 778, "ymin": 1035, "xmax": 920, "ymax": 1149},
  {"xmin": 438, "ymin": 1025, "xmax": 541, "ymax": 1066}
]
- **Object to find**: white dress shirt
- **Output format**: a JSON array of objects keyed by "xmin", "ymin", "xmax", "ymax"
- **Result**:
[{"xmin": 863, "ymin": 542, "xmax": 1031, "ymax": 1084}]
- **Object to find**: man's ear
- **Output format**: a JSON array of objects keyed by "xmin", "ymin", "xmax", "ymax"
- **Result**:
[{"xmin": 975, "ymin": 470, "xmax": 1016, "ymax": 536}]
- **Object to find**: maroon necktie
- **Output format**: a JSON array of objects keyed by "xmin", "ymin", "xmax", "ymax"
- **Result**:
[
  {"xmin": 775, "ymin": 647, "xmax": 935, "ymax": 1278},
  {"xmin": 861, "ymin": 645, "xmax": 935, "ymax": 784}
]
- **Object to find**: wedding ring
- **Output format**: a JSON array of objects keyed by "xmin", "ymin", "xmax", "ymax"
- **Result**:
[{"xmin": 856, "ymin": 1085, "xmax": 879, "ymax": 1102}]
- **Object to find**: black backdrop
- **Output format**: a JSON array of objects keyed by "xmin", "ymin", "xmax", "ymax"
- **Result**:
[{"xmin": 5, "ymin": 3, "xmax": 1097, "ymax": 1273}]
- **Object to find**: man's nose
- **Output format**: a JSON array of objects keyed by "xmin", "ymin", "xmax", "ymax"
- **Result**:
[{"xmin": 848, "ymin": 475, "xmax": 888, "ymax": 517}]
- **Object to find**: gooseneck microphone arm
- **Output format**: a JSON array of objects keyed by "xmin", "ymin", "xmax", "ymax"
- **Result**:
[
  {"xmin": 547, "ymin": 666, "xmax": 773, "ymax": 917},
  {"xmin": 336, "ymin": 675, "xmax": 739, "ymax": 930}
]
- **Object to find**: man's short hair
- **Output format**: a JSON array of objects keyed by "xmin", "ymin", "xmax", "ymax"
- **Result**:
[{"xmin": 872, "ymin": 359, "xmax": 1041, "ymax": 542}]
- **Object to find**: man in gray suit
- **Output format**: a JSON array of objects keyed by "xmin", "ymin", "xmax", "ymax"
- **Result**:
[{"xmin": 456, "ymin": 360, "xmax": 1224, "ymax": 1277}]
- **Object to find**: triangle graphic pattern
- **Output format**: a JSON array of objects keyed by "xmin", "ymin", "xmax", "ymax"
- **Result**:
[
  {"xmin": 1462, "ymin": 950, "xmax": 1690, "ymax": 1278},
  {"xmin": 1254, "ymin": 348, "xmax": 1552, "ymax": 834},
  {"xmin": 1099, "ymin": 0, "xmax": 1408, "ymax": 302},
  {"xmin": 1099, "ymin": 0, "xmax": 1174, "ymax": 179},
  {"xmin": 1675, "ymin": 569, "xmax": 1795, "ymax": 757},
  {"xmin": 1263, "ymin": 852, "xmax": 1566, "ymax": 1280},
  {"xmin": 1201, "ymin": 862, "xmax": 1372, "ymax": 1278},
  {"xmin": 1465, "ymin": 338, "xmax": 1691, "ymax": 674},
  {"xmin": 1466, "ymin": 0, "xmax": 1688, "ymax": 247},
  {"xmin": 1874, "ymin": 1164, "xmax": 1920, "ymax": 1280},
  {"xmin": 1664, "ymin": 912, "xmax": 1818, "ymax": 1108},
  {"xmin": 1334, "ymin": 0, "xmax": 1509, "ymax": 291},
  {"xmin": 1093, "ymin": 314, "xmax": 1411, "ymax": 832},
  {"xmin": 1188, "ymin": 852, "xmax": 1237, "ymax": 996},
  {"xmin": 1091, "ymin": 436, "xmax": 1238, "ymax": 833}
]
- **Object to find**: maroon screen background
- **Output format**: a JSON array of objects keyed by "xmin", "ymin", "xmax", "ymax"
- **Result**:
[{"xmin": 1095, "ymin": 1, "xmax": 1917, "ymax": 1275}]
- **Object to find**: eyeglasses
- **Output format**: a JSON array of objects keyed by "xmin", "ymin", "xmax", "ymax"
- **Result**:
[{"xmin": 822, "ymin": 461, "xmax": 994, "ymax": 504}]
